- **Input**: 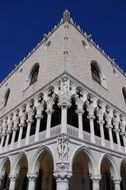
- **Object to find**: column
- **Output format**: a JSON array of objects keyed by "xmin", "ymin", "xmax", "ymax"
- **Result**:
[
  {"xmin": 9, "ymin": 175, "xmax": 16, "ymax": 190},
  {"xmin": 88, "ymin": 115, "xmax": 95, "ymax": 143},
  {"xmin": 98, "ymin": 121, "xmax": 105, "ymax": 146},
  {"xmin": 115, "ymin": 130, "xmax": 121, "ymax": 152},
  {"xmin": 25, "ymin": 121, "xmax": 32, "ymax": 145},
  {"xmin": 122, "ymin": 133, "xmax": 126, "ymax": 153},
  {"xmin": 0, "ymin": 134, "xmax": 5, "ymax": 152},
  {"xmin": 113, "ymin": 178, "xmax": 121, "ymax": 190},
  {"xmin": 45, "ymin": 109, "xmax": 53, "ymax": 138},
  {"xmin": 91, "ymin": 175, "xmax": 101, "ymax": 190},
  {"xmin": 61, "ymin": 105, "xmax": 67, "ymax": 134},
  {"xmin": 4, "ymin": 131, "xmax": 10, "ymax": 150},
  {"xmin": 56, "ymin": 177, "xmax": 69, "ymax": 190},
  {"xmin": 76, "ymin": 109, "xmax": 84, "ymax": 139},
  {"xmin": 27, "ymin": 174, "xmax": 37, "ymax": 190},
  {"xmin": 108, "ymin": 126, "xmax": 114, "ymax": 149},
  {"xmin": 34, "ymin": 115, "xmax": 42, "ymax": 142},
  {"xmin": 17, "ymin": 125, "xmax": 23, "ymax": 148},
  {"xmin": 10, "ymin": 129, "xmax": 16, "ymax": 150},
  {"xmin": 0, "ymin": 175, "xmax": 3, "ymax": 189}
]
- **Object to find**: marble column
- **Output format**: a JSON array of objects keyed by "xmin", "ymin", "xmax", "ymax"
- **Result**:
[
  {"xmin": 45, "ymin": 109, "xmax": 53, "ymax": 138},
  {"xmin": 98, "ymin": 121, "xmax": 105, "ymax": 146},
  {"xmin": 108, "ymin": 126, "xmax": 114, "ymax": 149},
  {"xmin": 34, "ymin": 115, "xmax": 42, "ymax": 142},
  {"xmin": 121, "ymin": 133, "xmax": 126, "ymax": 153},
  {"xmin": 91, "ymin": 175, "xmax": 101, "ymax": 190},
  {"xmin": 10, "ymin": 128, "xmax": 17, "ymax": 150},
  {"xmin": 17, "ymin": 125, "xmax": 24, "ymax": 148},
  {"xmin": 61, "ymin": 105, "xmax": 68, "ymax": 134},
  {"xmin": 0, "ymin": 134, "xmax": 5, "ymax": 151},
  {"xmin": 88, "ymin": 115, "xmax": 95, "ymax": 143},
  {"xmin": 27, "ymin": 174, "xmax": 38, "ymax": 190},
  {"xmin": 9, "ymin": 175, "xmax": 16, "ymax": 190},
  {"xmin": 5, "ymin": 131, "xmax": 11, "ymax": 150},
  {"xmin": 115, "ymin": 130, "xmax": 121, "ymax": 152},
  {"xmin": 56, "ymin": 177, "xmax": 69, "ymax": 190},
  {"xmin": 113, "ymin": 178, "xmax": 121, "ymax": 190},
  {"xmin": 76, "ymin": 109, "xmax": 84, "ymax": 139},
  {"xmin": 0, "ymin": 175, "xmax": 3, "ymax": 189},
  {"xmin": 25, "ymin": 121, "xmax": 32, "ymax": 145}
]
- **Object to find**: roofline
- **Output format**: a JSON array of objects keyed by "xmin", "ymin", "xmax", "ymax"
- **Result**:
[{"xmin": 0, "ymin": 10, "xmax": 125, "ymax": 87}]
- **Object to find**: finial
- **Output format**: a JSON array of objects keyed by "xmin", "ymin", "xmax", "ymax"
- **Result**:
[{"xmin": 63, "ymin": 9, "xmax": 71, "ymax": 21}]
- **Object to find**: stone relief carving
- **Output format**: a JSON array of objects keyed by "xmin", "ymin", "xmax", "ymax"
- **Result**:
[{"xmin": 57, "ymin": 134, "xmax": 69, "ymax": 162}]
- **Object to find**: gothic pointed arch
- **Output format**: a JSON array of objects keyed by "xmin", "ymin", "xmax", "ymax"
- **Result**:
[
  {"xmin": 3, "ymin": 88, "xmax": 10, "ymax": 107},
  {"xmin": 70, "ymin": 146, "xmax": 96, "ymax": 190},
  {"xmin": 31, "ymin": 145, "xmax": 54, "ymax": 173},
  {"xmin": 29, "ymin": 63, "xmax": 39, "ymax": 85},
  {"xmin": 91, "ymin": 60, "xmax": 107, "ymax": 88},
  {"xmin": 122, "ymin": 87, "xmax": 126, "ymax": 104}
]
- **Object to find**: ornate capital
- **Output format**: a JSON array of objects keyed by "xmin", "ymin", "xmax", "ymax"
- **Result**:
[
  {"xmin": 46, "ymin": 108, "xmax": 54, "ymax": 114},
  {"xmin": 90, "ymin": 175, "xmax": 101, "ymax": 183},
  {"xmin": 112, "ymin": 177, "xmax": 121, "ymax": 184},
  {"xmin": 54, "ymin": 170, "xmax": 72, "ymax": 181},
  {"xmin": 75, "ymin": 109, "xmax": 84, "ymax": 115},
  {"xmin": 87, "ymin": 115, "xmax": 95, "ymax": 120},
  {"xmin": 9, "ymin": 175, "xmax": 17, "ymax": 181},
  {"xmin": 27, "ymin": 173, "xmax": 38, "ymax": 181}
]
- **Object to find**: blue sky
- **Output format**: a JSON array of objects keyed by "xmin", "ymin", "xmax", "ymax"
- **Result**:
[{"xmin": 0, "ymin": 0, "xmax": 126, "ymax": 81}]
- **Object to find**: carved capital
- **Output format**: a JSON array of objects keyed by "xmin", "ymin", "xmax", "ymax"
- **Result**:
[
  {"xmin": 58, "ymin": 94, "xmax": 71, "ymax": 109},
  {"xmin": 112, "ymin": 177, "xmax": 121, "ymax": 184},
  {"xmin": 46, "ymin": 108, "xmax": 54, "ymax": 115},
  {"xmin": 27, "ymin": 173, "xmax": 38, "ymax": 181},
  {"xmin": 9, "ymin": 175, "xmax": 17, "ymax": 181},
  {"xmin": 75, "ymin": 109, "xmax": 84, "ymax": 115},
  {"xmin": 54, "ymin": 170, "xmax": 72, "ymax": 181},
  {"xmin": 90, "ymin": 174, "xmax": 101, "ymax": 183}
]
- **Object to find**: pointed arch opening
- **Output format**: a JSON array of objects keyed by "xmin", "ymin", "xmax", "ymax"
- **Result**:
[
  {"xmin": 122, "ymin": 87, "xmax": 126, "ymax": 104},
  {"xmin": 70, "ymin": 147, "xmax": 95, "ymax": 190},
  {"xmin": 99, "ymin": 154, "xmax": 117, "ymax": 190},
  {"xmin": 29, "ymin": 63, "xmax": 39, "ymax": 86},
  {"xmin": 120, "ymin": 160, "xmax": 126, "ymax": 190},
  {"xmin": 91, "ymin": 61, "xmax": 107, "ymax": 88},
  {"xmin": 3, "ymin": 88, "xmax": 10, "ymax": 107},
  {"xmin": 0, "ymin": 157, "xmax": 10, "ymax": 190},
  {"xmin": 14, "ymin": 153, "xmax": 28, "ymax": 190},
  {"xmin": 32, "ymin": 147, "xmax": 56, "ymax": 190}
]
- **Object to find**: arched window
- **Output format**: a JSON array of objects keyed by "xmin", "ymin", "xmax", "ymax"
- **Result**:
[
  {"xmin": 91, "ymin": 62, "xmax": 101, "ymax": 84},
  {"xmin": 4, "ymin": 89, "xmax": 10, "ymax": 107},
  {"xmin": 122, "ymin": 87, "xmax": 126, "ymax": 104},
  {"xmin": 30, "ymin": 64, "xmax": 39, "ymax": 85}
]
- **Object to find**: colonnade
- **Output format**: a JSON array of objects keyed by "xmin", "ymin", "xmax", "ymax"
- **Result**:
[
  {"xmin": 0, "ymin": 76, "xmax": 126, "ymax": 154},
  {"xmin": 0, "ymin": 147, "xmax": 126, "ymax": 190}
]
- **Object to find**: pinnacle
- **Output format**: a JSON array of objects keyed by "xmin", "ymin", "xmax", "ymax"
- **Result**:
[{"xmin": 63, "ymin": 9, "xmax": 71, "ymax": 21}]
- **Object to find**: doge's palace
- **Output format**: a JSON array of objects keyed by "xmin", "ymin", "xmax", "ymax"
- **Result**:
[{"xmin": 0, "ymin": 10, "xmax": 126, "ymax": 190}]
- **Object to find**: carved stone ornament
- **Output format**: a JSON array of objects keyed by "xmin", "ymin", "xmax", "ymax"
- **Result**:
[
  {"xmin": 57, "ymin": 134, "xmax": 69, "ymax": 162},
  {"xmin": 54, "ymin": 170, "xmax": 72, "ymax": 181},
  {"xmin": 9, "ymin": 175, "xmax": 17, "ymax": 181},
  {"xmin": 58, "ymin": 76, "xmax": 72, "ymax": 95},
  {"xmin": 90, "ymin": 174, "xmax": 101, "ymax": 183},
  {"xmin": 112, "ymin": 177, "xmax": 121, "ymax": 184},
  {"xmin": 27, "ymin": 173, "xmax": 38, "ymax": 181}
]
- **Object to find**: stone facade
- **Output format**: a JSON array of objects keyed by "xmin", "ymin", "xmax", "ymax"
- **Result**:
[{"xmin": 0, "ymin": 10, "xmax": 126, "ymax": 190}]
